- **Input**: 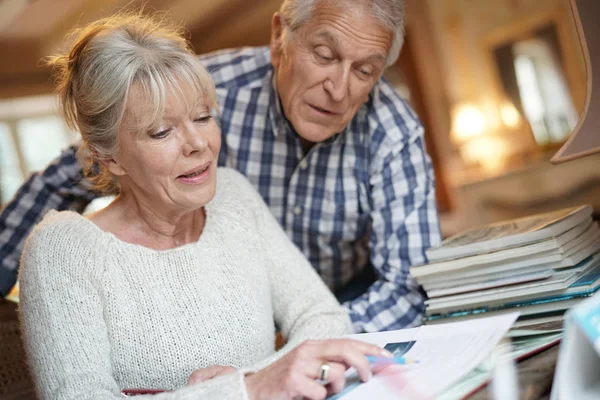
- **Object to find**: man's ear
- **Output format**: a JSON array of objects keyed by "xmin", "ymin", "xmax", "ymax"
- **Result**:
[{"xmin": 270, "ymin": 12, "xmax": 285, "ymax": 69}]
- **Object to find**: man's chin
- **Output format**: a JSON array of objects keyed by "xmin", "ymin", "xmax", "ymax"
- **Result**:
[{"xmin": 295, "ymin": 122, "xmax": 341, "ymax": 144}]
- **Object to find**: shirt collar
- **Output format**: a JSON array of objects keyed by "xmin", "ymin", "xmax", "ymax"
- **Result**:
[{"xmin": 268, "ymin": 72, "xmax": 291, "ymax": 138}]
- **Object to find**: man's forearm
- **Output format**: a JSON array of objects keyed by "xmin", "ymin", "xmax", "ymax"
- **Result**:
[
  {"xmin": 342, "ymin": 279, "xmax": 425, "ymax": 333},
  {"xmin": 0, "ymin": 145, "xmax": 96, "ymax": 296}
]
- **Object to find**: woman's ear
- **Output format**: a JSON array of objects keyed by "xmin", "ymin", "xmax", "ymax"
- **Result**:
[
  {"xmin": 270, "ymin": 12, "xmax": 285, "ymax": 69},
  {"xmin": 106, "ymin": 158, "xmax": 126, "ymax": 176},
  {"xmin": 97, "ymin": 149, "xmax": 126, "ymax": 177}
]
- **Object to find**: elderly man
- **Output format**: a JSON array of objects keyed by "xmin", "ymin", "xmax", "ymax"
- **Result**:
[{"xmin": 0, "ymin": 0, "xmax": 441, "ymax": 332}]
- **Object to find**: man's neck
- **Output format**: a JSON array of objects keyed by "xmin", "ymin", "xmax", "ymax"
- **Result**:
[{"xmin": 299, "ymin": 137, "xmax": 315, "ymax": 155}]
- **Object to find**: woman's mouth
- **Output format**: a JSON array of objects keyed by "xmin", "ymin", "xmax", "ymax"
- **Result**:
[{"xmin": 177, "ymin": 164, "xmax": 210, "ymax": 184}]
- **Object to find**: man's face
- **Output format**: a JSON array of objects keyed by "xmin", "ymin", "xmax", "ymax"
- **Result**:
[{"xmin": 270, "ymin": 2, "xmax": 393, "ymax": 143}]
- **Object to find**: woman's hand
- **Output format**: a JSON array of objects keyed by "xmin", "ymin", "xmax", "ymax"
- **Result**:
[
  {"xmin": 244, "ymin": 339, "xmax": 393, "ymax": 400},
  {"xmin": 187, "ymin": 365, "xmax": 237, "ymax": 386}
]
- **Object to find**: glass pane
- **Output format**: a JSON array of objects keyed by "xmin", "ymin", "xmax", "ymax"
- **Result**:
[
  {"xmin": 0, "ymin": 123, "xmax": 25, "ymax": 204},
  {"xmin": 17, "ymin": 116, "xmax": 72, "ymax": 173}
]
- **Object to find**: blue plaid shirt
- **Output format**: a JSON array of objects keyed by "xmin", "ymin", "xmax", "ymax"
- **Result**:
[{"xmin": 0, "ymin": 46, "xmax": 440, "ymax": 332}]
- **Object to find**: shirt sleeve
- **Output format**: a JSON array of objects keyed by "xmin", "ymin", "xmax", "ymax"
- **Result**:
[
  {"xmin": 342, "ymin": 93, "xmax": 442, "ymax": 333},
  {"xmin": 19, "ymin": 217, "xmax": 250, "ymax": 400},
  {"xmin": 0, "ymin": 144, "xmax": 96, "ymax": 296}
]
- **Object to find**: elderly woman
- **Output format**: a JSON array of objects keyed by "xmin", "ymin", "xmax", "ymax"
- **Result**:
[{"xmin": 18, "ymin": 13, "xmax": 391, "ymax": 400}]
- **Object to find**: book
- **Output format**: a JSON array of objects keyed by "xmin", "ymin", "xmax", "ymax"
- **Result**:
[
  {"xmin": 426, "ymin": 296, "xmax": 577, "ymax": 323},
  {"xmin": 425, "ymin": 262, "xmax": 600, "ymax": 314},
  {"xmin": 418, "ymin": 235, "xmax": 600, "ymax": 288},
  {"xmin": 413, "ymin": 220, "xmax": 599, "ymax": 279},
  {"xmin": 423, "ymin": 231, "xmax": 600, "ymax": 297},
  {"xmin": 425, "ymin": 269, "xmax": 553, "ymax": 298},
  {"xmin": 425, "ymin": 257, "xmax": 600, "ymax": 317},
  {"xmin": 422, "ymin": 263, "xmax": 556, "ymax": 290},
  {"xmin": 425, "ymin": 205, "xmax": 593, "ymax": 263}
]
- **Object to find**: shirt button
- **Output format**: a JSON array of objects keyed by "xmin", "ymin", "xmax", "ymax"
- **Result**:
[
  {"xmin": 294, "ymin": 206, "xmax": 302, "ymax": 215},
  {"xmin": 299, "ymin": 160, "xmax": 308, "ymax": 170}
]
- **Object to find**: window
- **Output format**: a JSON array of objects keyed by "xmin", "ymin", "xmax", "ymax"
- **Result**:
[
  {"xmin": 513, "ymin": 39, "xmax": 578, "ymax": 145},
  {"xmin": 0, "ymin": 96, "xmax": 78, "ymax": 206},
  {"xmin": 0, "ymin": 123, "xmax": 24, "ymax": 204}
]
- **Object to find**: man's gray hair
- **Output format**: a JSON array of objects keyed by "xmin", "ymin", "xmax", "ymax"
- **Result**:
[{"xmin": 279, "ymin": 0, "xmax": 406, "ymax": 67}]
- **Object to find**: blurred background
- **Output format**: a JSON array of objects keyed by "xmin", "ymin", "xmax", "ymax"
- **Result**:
[{"xmin": 0, "ymin": 0, "xmax": 598, "ymax": 237}]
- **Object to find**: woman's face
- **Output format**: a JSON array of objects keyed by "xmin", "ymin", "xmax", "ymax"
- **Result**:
[{"xmin": 108, "ymin": 82, "xmax": 221, "ymax": 214}]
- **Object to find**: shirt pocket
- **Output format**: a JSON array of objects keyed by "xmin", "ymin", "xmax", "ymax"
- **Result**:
[{"xmin": 320, "ymin": 177, "xmax": 369, "ymax": 243}]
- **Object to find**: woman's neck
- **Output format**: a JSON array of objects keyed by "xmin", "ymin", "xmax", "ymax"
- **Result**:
[{"xmin": 90, "ymin": 191, "xmax": 206, "ymax": 250}]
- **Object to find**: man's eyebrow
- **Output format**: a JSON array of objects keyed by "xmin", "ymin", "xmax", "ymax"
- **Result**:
[
  {"xmin": 314, "ymin": 30, "xmax": 339, "ymax": 46},
  {"xmin": 313, "ymin": 30, "xmax": 387, "ymax": 64},
  {"xmin": 362, "ymin": 53, "xmax": 387, "ymax": 64}
]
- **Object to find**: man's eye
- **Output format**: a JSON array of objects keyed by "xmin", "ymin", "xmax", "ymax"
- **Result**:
[
  {"xmin": 314, "ymin": 47, "xmax": 334, "ymax": 62},
  {"xmin": 358, "ymin": 67, "xmax": 374, "ymax": 78}
]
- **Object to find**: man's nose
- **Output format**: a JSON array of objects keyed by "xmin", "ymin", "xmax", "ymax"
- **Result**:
[{"xmin": 324, "ymin": 65, "xmax": 350, "ymax": 102}]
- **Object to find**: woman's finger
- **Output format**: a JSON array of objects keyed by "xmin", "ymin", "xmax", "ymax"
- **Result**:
[
  {"xmin": 302, "ymin": 359, "xmax": 346, "ymax": 381},
  {"xmin": 324, "ymin": 362, "xmax": 347, "ymax": 395},
  {"xmin": 314, "ymin": 340, "xmax": 389, "ymax": 382},
  {"xmin": 319, "ymin": 339, "xmax": 392, "ymax": 358},
  {"xmin": 297, "ymin": 379, "xmax": 328, "ymax": 400}
]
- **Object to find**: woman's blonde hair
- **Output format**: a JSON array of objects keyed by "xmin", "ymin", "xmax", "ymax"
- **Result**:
[{"xmin": 47, "ymin": 12, "xmax": 217, "ymax": 194}]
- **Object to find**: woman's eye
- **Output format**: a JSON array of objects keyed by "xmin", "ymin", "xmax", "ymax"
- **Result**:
[
  {"xmin": 194, "ymin": 115, "xmax": 213, "ymax": 124},
  {"xmin": 150, "ymin": 128, "xmax": 172, "ymax": 139}
]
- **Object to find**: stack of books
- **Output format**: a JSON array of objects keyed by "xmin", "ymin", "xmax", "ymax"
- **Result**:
[{"xmin": 413, "ymin": 205, "xmax": 600, "ymax": 330}]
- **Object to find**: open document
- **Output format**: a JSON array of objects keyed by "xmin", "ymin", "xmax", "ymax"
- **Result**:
[{"xmin": 329, "ymin": 313, "xmax": 519, "ymax": 399}]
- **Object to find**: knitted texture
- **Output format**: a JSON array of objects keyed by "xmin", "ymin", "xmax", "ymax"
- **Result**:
[{"xmin": 19, "ymin": 168, "xmax": 352, "ymax": 399}]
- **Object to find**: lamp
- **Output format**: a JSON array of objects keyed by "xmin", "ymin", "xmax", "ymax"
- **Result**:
[{"xmin": 451, "ymin": 102, "xmax": 521, "ymax": 173}]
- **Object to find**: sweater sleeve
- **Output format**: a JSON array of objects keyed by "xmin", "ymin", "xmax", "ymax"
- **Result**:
[
  {"xmin": 233, "ymin": 173, "xmax": 352, "ymax": 370},
  {"xmin": 18, "ymin": 216, "xmax": 249, "ymax": 400}
]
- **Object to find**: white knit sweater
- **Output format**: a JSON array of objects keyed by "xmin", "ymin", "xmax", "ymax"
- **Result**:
[{"xmin": 19, "ymin": 168, "xmax": 352, "ymax": 400}]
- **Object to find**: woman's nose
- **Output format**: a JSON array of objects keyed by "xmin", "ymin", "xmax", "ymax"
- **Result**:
[{"xmin": 182, "ymin": 124, "xmax": 208, "ymax": 156}]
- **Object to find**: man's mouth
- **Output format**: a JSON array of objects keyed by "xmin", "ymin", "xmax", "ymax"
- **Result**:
[{"xmin": 309, "ymin": 104, "xmax": 337, "ymax": 115}]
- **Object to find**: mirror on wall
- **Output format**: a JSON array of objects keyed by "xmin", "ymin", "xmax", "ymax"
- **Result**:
[
  {"xmin": 485, "ymin": 9, "xmax": 584, "ymax": 149},
  {"xmin": 418, "ymin": 0, "xmax": 587, "ymax": 176}
]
